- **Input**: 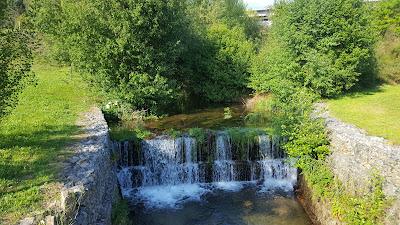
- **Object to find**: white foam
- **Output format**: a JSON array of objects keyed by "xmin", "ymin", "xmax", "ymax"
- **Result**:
[
  {"xmin": 214, "ymin": 181, "xmax": 247, "ymax": 192},
  {"xmin": 136, "ymin": 184, "xmax": 209, "ymax": 208},
  {"xmin": 259, "ymin": 178, "xmax": 295, "ymax": 193}
]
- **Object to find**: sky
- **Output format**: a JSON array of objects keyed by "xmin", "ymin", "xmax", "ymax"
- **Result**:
[{"xmin": 243, "ymin": 0, "xmax": 275, "ymax": 10}]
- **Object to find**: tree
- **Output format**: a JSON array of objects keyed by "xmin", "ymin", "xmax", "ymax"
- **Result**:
[
  {"xmin": 192, "ymin": 23, "xmax": 255, "ymax": 102},
  {"xmin": 31, "ymin": 0, "xmax": 190, "ymax": 114},
  {"xmin": 250, "ymin": 0, "xmax": 376, "ymax": 97},
  {"xmin": 0, "ymin": 0, "xmax": 33, "ymax": 117},
  {"xmin": 181, "ymin": 0, "xmax": 258, "ymax": 104},
  {"xmin": 30, "ymin": 0, "xmax": 259, "ymax": 113}
]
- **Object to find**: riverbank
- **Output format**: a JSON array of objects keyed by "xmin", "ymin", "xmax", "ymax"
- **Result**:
[
  {"xmin": 0, "ymin": 62, "xmax": 95, "ymax": 224},
  {"xmin": 297, "ymin": 103, "xmax": 399, "ymax": 225}
]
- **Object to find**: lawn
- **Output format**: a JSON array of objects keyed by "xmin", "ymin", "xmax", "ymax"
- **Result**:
[
  {"xmin": 327, "ymin": 85, "xmax": 400, "ymax": 145},
  {"xmin": 0, "ymin": 62, "xmax": 94, "ymax": 223}
]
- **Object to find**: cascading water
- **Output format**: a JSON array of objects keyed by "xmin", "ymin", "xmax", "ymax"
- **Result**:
[
  {"xmin": 115, "ymin": 131, "xmax": 297, "ymax": 209},
  {"xmin": 213, "ymin": 132, "xmax": 236, "ymax": 182}
]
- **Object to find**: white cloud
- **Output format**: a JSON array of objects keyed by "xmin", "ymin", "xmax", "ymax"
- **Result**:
[{"xmin": 243, "ymin": 0, "xmax": 275, "ymax": 10}]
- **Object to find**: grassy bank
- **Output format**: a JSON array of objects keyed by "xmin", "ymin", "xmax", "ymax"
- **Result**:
[
  {"xmin": 0, "ymin": 62, "xmax": 94, "ymax": 223},
  {"xmin": 327, "ymin": 85, "xmax": 400, "ymax": 145},
  {"xmin": 375, "ymin": 31, "xmax": 400, "ymax": 84}
]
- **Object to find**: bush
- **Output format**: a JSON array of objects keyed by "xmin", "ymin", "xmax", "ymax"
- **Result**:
[
  {"xmin": 0, "ymin": 1, "xmax": 33, "ymax": 117},
  {"xmin": 375, "ymin": 31, "xmax": 400, "ymax": 83},
  {"xmin": 372, "ymin": 0, "xmax": 400, "ymax": 83},
  {"xmin": 29, "ymin": 0, "xmax": 260, "ymax": 114},
  {"xmin": 250, "ymin": 0, "xmax": 376, "ymax": 97},
  {"xmin": 30, "ymin": 0, "xmax": 189, "ymax": 114},
  {"xmin": 197, "ymin": 23, "xmax": 255, "ymax": 102},
  {"xmin": 372, "ymin": 0, "xmax": 400, "ymax": 36}
]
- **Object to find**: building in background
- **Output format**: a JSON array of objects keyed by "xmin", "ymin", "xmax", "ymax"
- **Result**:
[{"xmin": 253, "ymin": 7, "xmax": 272, "ymax": 26}]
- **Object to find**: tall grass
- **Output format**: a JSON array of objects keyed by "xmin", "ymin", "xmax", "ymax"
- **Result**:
[{"xmin": 376, "ymin": 31, "xmax": 400, "ymax": 84}]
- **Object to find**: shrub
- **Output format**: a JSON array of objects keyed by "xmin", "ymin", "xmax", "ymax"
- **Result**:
[
  {"xmin": 0, "ymin": 1, "xmax": 33, "ymax": 117},
  {"xmin": 375, "ymin": 31, "xmax": 400, "ymax": 83},
  {"xmin": 29, "ymin": 0, "xmax": 259, "ymax": 113},
  {"xmin": 372, "ymin": 0, "xmax": 400, "ymax": 83},
  {"xmin": 372, "ymin": 0, "xmax": 400, "ymax": 36},
  {"xmin": 30, "ymin": 0, "xmax": 189, "ymax": 114},
  {"xmin": 184, "ymin": 18, "xmax": 256, "ymax": 103},
  {"xmin": 250, "ymin": 0, "xmax": 376, "ymax": 97}
]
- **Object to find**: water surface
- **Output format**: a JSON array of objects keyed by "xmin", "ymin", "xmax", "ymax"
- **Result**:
[{"xmin": 128, "ymin": 184, "xmax": 312, "ymax": 225}]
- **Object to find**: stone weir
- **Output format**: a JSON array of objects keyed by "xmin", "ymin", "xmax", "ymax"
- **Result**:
[{"xmin": 112, "ymin": 131, "xmax": 298, "ymax": 195}]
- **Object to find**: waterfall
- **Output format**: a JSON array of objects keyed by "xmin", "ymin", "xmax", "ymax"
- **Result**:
[
  {"xmin": 213, "ymin": 132, "xmax": 236, "ymax": 182},
  {"xmin": 114, "ymin": 131, "xmax": 297, "ymax": 206}
]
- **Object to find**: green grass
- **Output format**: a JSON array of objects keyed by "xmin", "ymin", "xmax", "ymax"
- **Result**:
[
  {"xmin": 327, "ymin": 85, "xmax": 400, "ymax": 145},
  {"xmin": 0, "ymin": 62, "xmax": 94, "ymax": 223},
  {"xmin": 111, "ymin": 197, "xmax": 131, "ymax": 225}
]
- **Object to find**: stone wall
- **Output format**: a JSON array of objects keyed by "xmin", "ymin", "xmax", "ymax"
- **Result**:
[
  {"xmin": 316, "ymin": 103, "xmax": 400, "ymax": 225},
  {"xmin": 297, "ymin": 176, "xmax": 342, "ymax": 225},
  {"xmin": 60, "ymin": 107, "xmax": 118, "ymax": 225},
  {"xmin": 20, "ymin": 108, "xmax": 118, "ymax": 225}
]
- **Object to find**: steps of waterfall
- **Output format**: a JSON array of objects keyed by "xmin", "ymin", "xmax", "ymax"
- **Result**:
[{"xmin": 113, "ymin": 130, "xmax": 297, "ymax": 209}]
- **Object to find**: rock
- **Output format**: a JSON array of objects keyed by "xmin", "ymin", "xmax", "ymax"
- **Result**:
[
  {"xmin": 20, "ymin": 217, "xmax": 35, "ymax": 225},
  {"xmin": 60, "ymin": 108, "xmax": 117, "ymax": 225},
  {"xmin": 45, "ymin": 216, "xmax": 55, "ymax": 225}
]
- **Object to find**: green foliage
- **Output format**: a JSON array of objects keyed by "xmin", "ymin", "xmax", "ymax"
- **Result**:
[
  {"xmin": 223, "ymin": 107, "xmax": 233, "ymax": 119},
  {"xmin": 375, "ymin": 31, "xmax": 400, "ymax": 83},
  {"xmin": 253, "ymin": 24, "xmax": 386, "ymax": 224},
  {"xmin": 0, "ymin": 0, "xmax": 33, "ymax": 118},
  {"xmin": 29, "ymin": 0, "xmax": 188, "ymax": 114},
  {"xmin": 188, "ymin": 128, "xmax": 207, "ymax": 145},
  {"xmin": 109, "ymin": 126, "xmax": 152, "ymax": 142},
  {"xmin": 102, "ymin": 100, "xmax": 149, "ymax": 124},
  {"xmin": 264, "ymin": 82, "xmax": 387, "ymax": 225},
  {"xmin": 301, "ymin": 159, "xmax": 387, "ymax": 225},
  {"xmin": 247, "ymin": 0, "xmax": 388, "ymax": 224},
  {"xmin": 244, "ymin": 95, "xmax": 273, "ymax": 127},
  {"xmin": 111, "ymin": 198, "xmax": 131, "ymax": 225},
  {"xmin": 372, "ymin": 0, "xmax": 400, "ymax": 36},
  {"xmin": 29, "ymin": 0, "xmax": 259, "ymax": 114},
  {"xmin": 182, "ymin": 1, "xmax": 258, "ymax": 104},
  {"xmin": 227, "ymin": 128, "xmax": 263, "ymax": 160},
  {"xmin": 203, "ymin": 24, "xmax": 255, "ymax": 102},
  {"xmin": 370, "ymin": 0, "xmax": 400, "ymax": 84},
  {"xmin": 165, "ymin": 128, "xmax": 182, "ymax": 139},
  {"xmin": 250, "ymin": 0, "xmax": 376, "ymax": 97},
  {"xmin": 332, "ymin": 178, "xmax": 386, "ymax": 224},
  {"xmin": 188, "ymin": 0, "xmax": 261, "ymax": 40}
]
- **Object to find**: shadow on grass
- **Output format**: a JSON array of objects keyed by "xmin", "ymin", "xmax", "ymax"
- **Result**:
[
  {"xmin": 0, "ymin": 124, "xmax": 86, "ymax": 196},
  {"xmin": 330, "ymin": 85, "xmax": 385, "ymax": 100}
]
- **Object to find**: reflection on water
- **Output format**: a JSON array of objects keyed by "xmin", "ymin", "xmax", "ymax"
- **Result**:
[
  {"xmin": 144, "ymin": 105, "xmax": 247, "ymax": 132},
  {"xmin": 129, "ymin": 185, "xmax": 312, "ymax": 225}
]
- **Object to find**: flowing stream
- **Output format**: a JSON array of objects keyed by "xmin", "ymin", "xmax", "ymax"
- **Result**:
[{"xmin": 113, "ymin": 131, "xmax": 311, "ymax": 224}]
